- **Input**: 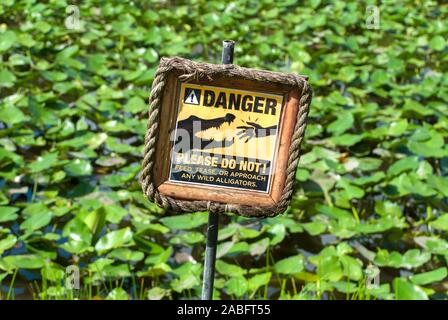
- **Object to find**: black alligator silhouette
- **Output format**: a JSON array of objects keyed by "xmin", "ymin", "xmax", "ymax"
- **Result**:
[
  {"xmin": 177, "ymin": 113, "xmax": 236, "ymax": 134},
  {"xmin": 174, "ymin": 113, "xmax": 236, "ymax": 150},
  {"xmin": 173, "ymin": 113, "xmax": 277, "ymax": 151}
]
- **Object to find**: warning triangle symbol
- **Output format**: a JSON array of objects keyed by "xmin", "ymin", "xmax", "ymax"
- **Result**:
[{"xmin": 185, "ymin": 89, "xmax": 199, "ymax": 105}]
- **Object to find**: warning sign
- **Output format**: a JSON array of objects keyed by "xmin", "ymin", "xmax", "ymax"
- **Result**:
[
  {"xmin": 169, "ymin": 83, "xmax": 284, "ymax": 193},
  {"xmin": 184, "ymin": 88, "xmax": 200, "ymax": 105}
]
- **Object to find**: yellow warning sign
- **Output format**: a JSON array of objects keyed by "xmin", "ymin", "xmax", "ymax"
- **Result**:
[{"xmin": 169, "ymin": 83, "xmax": 284, "ymax": 193}]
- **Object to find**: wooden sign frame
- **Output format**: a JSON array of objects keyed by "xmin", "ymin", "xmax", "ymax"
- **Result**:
[{"xmin": 141, "ymin": 57, "xmax": 312, "ymax": 217}]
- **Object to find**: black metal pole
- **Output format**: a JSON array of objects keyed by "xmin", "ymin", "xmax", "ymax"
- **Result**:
[
  {"xmin": 201, "ymin": 40, "xmax": 235, "ymax": 300},
  {"xmin": 221, "ymin": 40, "xmax": 235, "ymax": 64},
  {"xmin": 201, "ymin": 211, "xmax": 219, "ymax": 300}
]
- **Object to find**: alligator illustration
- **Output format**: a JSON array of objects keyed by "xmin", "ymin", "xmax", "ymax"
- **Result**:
[
  {"xmin": 174, "ymin": 113, "xmax": 236, "ymax": 151},
  {"xmin": 173, "ymin": 113, "xmax": 278, "ymax": 151},
  {"xmin": 177, "ymin": 113, "xmax": 236, "ymax": 135}
]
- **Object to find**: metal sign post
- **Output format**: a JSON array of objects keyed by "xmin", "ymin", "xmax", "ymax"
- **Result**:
[
  {"xmin": 201, "ymin": 210, "xmax": 219, "ymax": 300},
  {"xmin": 201, "ymin": 40, "xmax": 235, "ymax": 300}
]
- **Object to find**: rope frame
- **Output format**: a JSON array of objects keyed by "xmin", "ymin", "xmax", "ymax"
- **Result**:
[{"xmin": 141, "ymin": 57, "xmax": 312, "ymax": 218}]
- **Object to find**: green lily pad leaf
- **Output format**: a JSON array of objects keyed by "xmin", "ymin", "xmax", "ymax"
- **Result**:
[
  {"xmin": 0, "ymin": 106, "xmax": 27, "ymax": 125},
  {"xmin": 147, "ymin": 287, "xmax": 170, "ymax": 300},
  {"xmin": 238, "ymin": 227, "xmax": 261, "ymax": 239},
  {"xmin": 249, "ymin": 238, "xmax": 270, "ymax": 256},
  {"xmin": 416, "ymin": 161, "xmax": 433, "ymax": 179},
  {"xmin": 226, "ymin": 241, "xmax": 250, "ymax": 256},
  {"xmin": 393, "ymin": 278, "xmax": 428, "ymax": 300},
  {"xmin": 0, "ymin": 30, "xmax": 16, "ymax": 52},
  {"xmin": 295, "ymin": 168, "xmax": 310, "ymax": 181},
  {"xmin": 340, "ymin": 255, "xmax": 363, "ymax": 281},
  {"xmin": 58, "ymin": 132, "xmax": 107, "ymax": 150},
  {"xmin": 102, "ymin": 263, "xmax": 131, "ymax": 279},
  {"xmin": 0, "ymin": 206, "xmax": 19, "ymax": 223},
  {"xmin": 138, "ymin": 262, "xmax": 172, "ymax": 278},
  {"xmin": 402, "ymin": 250, "xmax": 431, "ymax": 269},
  {"xmin": 104, "ymin": 205, "xmax": 128, "ymax": 224},
  {"xmin": 144, "ymin": 246, "xmax": 172, "ymax": 265},
  {"xmin": 106, "ymin": 288, "xmax": 130, "ymax": 300},
  {"xmin": 20, "ymin": 208, "xmax": 53, "ymax": 234},
  {"xmin": 100, "ymin": 120, "xmax": 130, "ymax": 133},
  {"xmin": 170, "ymin": 232, "xmax": 205, "ymax": 245},
  {"xmin": 44, "ymin": 286, "xmax": 67, "ymax": 297},
  {"xmin": 331, "ymin": 281, "xmax": 358, "ymax": 294},
  {"xmin": 218, "ymin": 225, "xmax": 238, "ymax": 241},
  {"xmin": 407, "ymin": 129, "xmax": 446, "ymax": 158},
  {"xmin": 61, "ymin": 217, "xmax": 93, "ymax": 254},
  {"xmin": 248, "ymin": 272, "xmax": 271, "ymax": 294},
  {"xmin": 429, "ymin": 35, "xmax": 446, "ymax": 51},
  {"xmin": 375, "ymin": 249, "xmax": 430, "ymax": 269},
  {"xmin": 20, "ymin": 203, "xmax": 53, "ymax": 234},
  {"xmin": 0, "ymin": 69, "xmax": 16, "ymax": 87},
  {"xmin": 375, "ymin": 201, "xmax": 401, "ymax": 217},
  {"xmin": 34, "ymin": 21, "xmax": 52, "ymax": 33},
  {"xmin": 41, "ymin": 265, "xmax": 65, "ymax": 282},
  {"xmin": 0, "ymin": 234, "xmax": 17, "ymax": 255},
  {"xmin": 288, "ymin": 44, "xmax": 311, "ymax": 63},
  {"xmin": 302, "ymin": 220, "xmax": 327, "ymax": 235},
  {"xmin": 317, "ymin": 205, "xmax": 352, "ymax": 220},
  {"xmin": 225, "ymin": 276, "xmax": 248, "ymax": 297},
  {"xmin": 170, "ymin": 274, "xmax": 200, "ymax": 293},
  {"xmin": 107, "ymin": 248, "xmax": 144, "ymax": 262},
  {"xmin": 124, "ymin": 96, "xmax": 147, "ymax": 113},
  {"xmin": 427, "ymin": 176, "xmax": 448, "ymax": 197},
  {"xmin": 337, "ymin": 178, "xmax": 365, "ymax": 198},
  {"xmin": 337, "ymin": 66, "xmax": 357, "ymax": 83},
  {"xmin": 171, "ymin": 261, "xmax": 201, "ymax": 279},
  {"xmin": 387, "ymin": 156, "xmax": 419, "ymax": 177},
  {"xmin": 371, "ymin": 69, "xmax": 389, "ymax": 85},
  {"xmin": 403, "ymin": 100, "xmax": 434, "ymax": 117},
  {"xmin": 216, "ymin": 241, "xmax": 234, "ymax": 258},
  {"xmin": 87, "ymin": 258, "xmax": 113, "ymax": 273},
  {"xmin": 96, "ymin": 155, "xmax": 127, "ymax": 167},
  {"xmin": 95, "ymin": 227, "xmax": 134, "ymax": 254},
  {"xmin": 314, "ymin": 255, "xmax": 343, "ymax": 282},
  {"xmin": 28, "ymin": 152, "xmax": 60, "ymax": 173},
  {"xmin": 410, "ymin": 267, "xmax": 447, "ymax": 286},
  {"xmin": 134, "ymin": 234, "xmax": 165, "ymax": 256},
  {"xmin": 136, "ymin": 223, "xmax": 169, "ymax": 236},
  {"xmin": 216, "ymin": 260, "xmax": 246, "ymax": 277},
  {"xmin": 56, "ymin": 45, "xmax": 79, "ymax": 62},
  {"xmin": 41, "ymin": 71, "xmax": 68, "ymax": 82},
  {"xmin": 274, "ymin": 255, "xmax": 304, "ymax": 274},
  {"xmin": 268, "ymin": 223, "xmax": 286, "ymax": 245},
  {"xmin": 430, "ymin": 214, "xmax": 448, "ymax": 231},
  {"xmin": 330, "ymin": 133, "xmax": 364, "ymax": 146},
  {"xmin": 327, "ymin": 112, "xmax": 354, "ymax": 135},
  {"xmin": 86, "ymin": 54, "xmax": 108, "ymax": 75},
  {"xmin": 160, "ymin": 212, "xmax": 208, "ymax": 230},
  {"xmin": 374, "ymin": 250, "xmax": 402, "ymax": 268},
  {"xmin": 64, "ymin": 159, "xmax": 92, "ymax": 176},
  {"xmin": 83, "ymin": 207, "xmax": 106, "ymax": 236},
  {"xmin": 388, "ymin": 173, "xmax": 437, "ymax": 197},
  {"xmin": 143, "ymin": 48, "xmax": 159, "ymax": 63},
  {"xmin": 353, "ymin": 172, "xmax": 385, "ymax": 186},
  {"xmin": 387, "ymin": 119, "xmax": 408, "ymax": 136},
  {"xmin": 1, "ymin": 254, "xmax": 46, "ymax": 270},
  {"xmin": 357, "ymin": 157, "xmax": 382, "ymax": 171}
]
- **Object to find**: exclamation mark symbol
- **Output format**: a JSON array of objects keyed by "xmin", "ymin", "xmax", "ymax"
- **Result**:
[{"xmin": 262, "ymin": 163, "xmax": 267, "ymax": 174}]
